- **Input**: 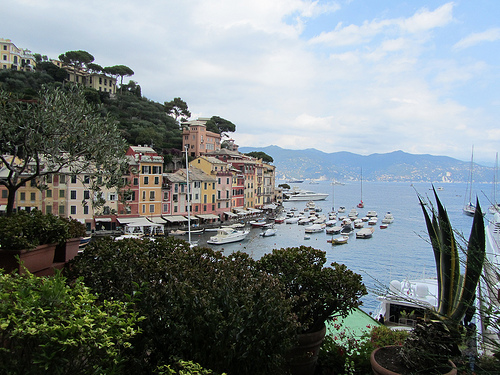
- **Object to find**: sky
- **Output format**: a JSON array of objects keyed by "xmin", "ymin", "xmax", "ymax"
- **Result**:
[{"xmin": 2, "ymin": 0, "xmax": 500, "ymax": 164}]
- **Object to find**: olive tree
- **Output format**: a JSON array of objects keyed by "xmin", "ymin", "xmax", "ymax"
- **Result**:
[{"xmin": 0, "ymin": 85, "xmax": 127, "ymax": 214}]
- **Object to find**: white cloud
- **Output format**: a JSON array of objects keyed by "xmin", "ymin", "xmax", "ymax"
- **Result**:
[{"xmin": 454, "ymin": 27, "xmax": 500, "ymax": 50}]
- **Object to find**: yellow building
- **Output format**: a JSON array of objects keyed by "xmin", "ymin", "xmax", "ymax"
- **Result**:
[
  {"xmin": 54, "ymin": 63, "xmax": 117, "ymax": 95},
  {"xmin": 1, "ymin": 38, "xmax": 36, "ymax": 71}
]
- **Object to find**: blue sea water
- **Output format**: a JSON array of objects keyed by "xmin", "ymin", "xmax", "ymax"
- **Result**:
[{"xmin": 196, "ymin": 181, "xmax": 494, "ymax": 315}]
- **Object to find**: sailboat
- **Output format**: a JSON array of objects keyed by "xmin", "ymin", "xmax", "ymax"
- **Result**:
[
  {"xmin": 357, "ymin": 168, "xmax": 364, "ymax": 208},
  {"xmin": 185, "ymin": 146, "xmax": 198, "ymax": 248},
  {"xmin": 489, "ymin": 152, "xmax": 500, "ymax": 214},
  {"xmin": 463, "ymin": 146, "xmax": 483, "ymax": 217}
]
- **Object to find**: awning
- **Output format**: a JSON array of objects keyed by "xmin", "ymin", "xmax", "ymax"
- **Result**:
[
  {"xmin": 247, "ymin": 208, "xmax": 263, "ymax": 213},
  {"xmin": 0, "ymin": 205, "xmax": 6, "ymax": 211},
  {"xmin": 117, "ymin": 217, "xmax": 153, "ymax": 226},
  {"xmin": 224, "ymin": 211, "xmax": 238, "ymax": 218},
  {"xmin": 196, "ymin": 214, "xmax": 220, "ymax": 220},
  {"xmin": 95, "ymin": 217, "xmax": 112, "ymax": 222},
  {"xmin": 149, "ymin": 216, "xmax": 167, "ymax": 224},
  {"xmin": 163, "ymin": 215, "xmax": 188, "ymax": 223}
]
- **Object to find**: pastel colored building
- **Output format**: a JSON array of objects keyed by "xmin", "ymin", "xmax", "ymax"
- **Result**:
[
  {"xmin": 182, "ymin": 118, "xmax": 221, "ymax": 158},
  {"xmin": 1, "ymin": 38, "xmax": 36, "ymax": 71}
]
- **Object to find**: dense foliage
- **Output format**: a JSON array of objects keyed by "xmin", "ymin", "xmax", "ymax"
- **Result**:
[
  {"xmin": 0, "ymin": 270, "xmax": 143, "ymax": 375},
  {"xmin": 65, "ymin": 237, "xmax": 298, "ymax": 375},
  {"xmin": 258, "ymin": 246, "xmax": 367, "ymax": 334},
  {"xmin": 0, "ymin": 85, "xmax": 127, "ymax": 213}
]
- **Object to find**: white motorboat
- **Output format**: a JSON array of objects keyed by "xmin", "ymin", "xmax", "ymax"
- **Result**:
[
  {"xmin": 304, "ymin": 223, "xmax": 326, "ymax": 233},
  {"xmin": 326, "ymin": 225, "xmax": 342, "ymax": 235},
  {"xmin": 366, "ymin": 210, "xmax": 378, "ymax": 217},
  {"xmin": 260, "ymin": 228, "xmax": 277, "ymax": 237},
  {"xmin": 114, "ymin": 233, "xmax": 144, "ymax": 241},
  {"xmin": 356, "ymin": 227, "xmax": 374, "ymax": 239},
  {"xmin": 207, "ymin": 227, "xmax": 249, "ymax": 245},
  {"xmin": 368, "ymin": 217, "xmax": 378, "ymax": 226},
  {"xmin": 479, "ymin": 212, "xmax": 500, "ymax": 351},
  {"xmin": 325, "ymin": 219, "xmax": 337, "ymax": 227},
  {"xmin": 331, "ymin": 235, "xmax": 349, "ymax": 245},
  {"xmin": 374, "ymin": 278, "xmax": 438, "ymax": 329},
  {"xmin": 348, "ymin": 209, "xmax": 358, "ymax": 218},
  {"xmin": 353, "ymin": 219, "xmax": 364, "ymax": 228},
  {"xmin": 284, "ymin": 188, "xmax": 329, "ymax": 201},
  {"xmin": 340, "ymin": 223, "xmax": 355, "ymax": 236},
  {"xmin": 284, "ymin": 217, "xmax": 300, "ymax": 224},
  {"xmin": 338, "ymin": 206, "xmax": 346, "ymax": 213},
  {"xmin": 381, "ymin": 212, "xmax": 394, "ymax": 224}
]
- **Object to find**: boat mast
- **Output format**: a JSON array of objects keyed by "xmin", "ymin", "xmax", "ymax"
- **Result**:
[{"xmin": 185, "ymin": 146, "xmax": 191, "ymax": 245}]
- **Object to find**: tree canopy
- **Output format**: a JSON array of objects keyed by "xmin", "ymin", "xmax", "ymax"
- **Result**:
[
  {"xmin": 245, "ymin": 151, "xmax": 274, "ymax": 164},
  {"xmin": 205, "ymin": 116, "xmax": 236, "ymax": 136},
  {"xmin": 164, "ymin": 97, "xmax": 191, "ymax": 123},
  {"xmin": 0, "ymin": 85, "xmax": 127, "ymax": 214},
  {"xmin": 104, "ymin": 65, "xmax": 134, "ymax": 92},
  {"xmin": 58, "ymin": 50, "xmax": 95, "ymax": 70}
]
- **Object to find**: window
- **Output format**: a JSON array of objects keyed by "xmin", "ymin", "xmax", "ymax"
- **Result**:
[
  {"xmin": 84, "ymin": 175, "xmax": 90, "ymax": 184},
  {"xmin": 1, "ymin": 190, "xmax": 7, "ymax": 198},
  {"xmin": 142, "ymin": 166, "xmax": 151, "ymax": 174},
  {"xmin": 59, "ymin": 205, "xmax": 65, "ymax": 215},
  {"xmin": 149, "ymin": 205, "xmax": 155, "ymax": 213},
  {"xmin": 71, "ymin": 175, "xmax": 77, "ymax": 183},
  {"xmin": 20, "ymin": 192, "xmax": 26, "ymax": 201},
  {"xmin": 84, "ymin": 206, "xmax": 89, "ymax": 215},
  {"xmin": 133, "ymin": 178, "xmax": 138, "ymax": 185},
  {"xmin": 46, "ymin": 190, "xmax": 52, "ymax": 198},
  {"xmin": 174, "ymin": 206, "xmax": 178, "ymax": 213},
  {"xmin": 46, "ymin": 205, "xmax": 52, "ymax": 214},
  {"xmin": 59, "ymin": 190, "xmax": 65, "ymax": 198},
  {"xmin": 109, "ymin": 193, "xmax": 117, "ymax": 201},
  {"xmin": 83, "ymin": 190, "xmax": 90, "ymax": 200},
  {"xmin": 153, "ymin": 166, "xmax": 161, "ymax": 174},
  {"xmin": 150, "ymin": 191, "xmax": 155, "ymax": 200},
  {"xmin": 144, "ymin": 176, "xmax": 149, "ymax": 185},
  {"xmin": 60, "ymin": 175, "xmax": 66, "ymax": 184},
  {"xmin": 30, "ymin": 180, "xmax": 37, "ymax": 187},
  {"xmin": 70, "ymin": 190, "xmax": 77, "ymax": 199},
  {"xmin": 173, "ymin": 194, "xmax": 178, "ymax": 202},
  {"xmin": 30, "ymin": 192, "xmax": 36, "ymax": 201},
  {"xmin": 142, "ymin": 205, "xmax": 146, "ymax": 213},
  {"xmin": 70, "ymin": 206, "xmax": 77, "ymax": 215},
  {"xmin": 142, "ymin": 191, "xmax": 146, "ymax": 200},
  {"xmin": 154, "ymin": 176, "xmax": 159, "ymax": 185}
]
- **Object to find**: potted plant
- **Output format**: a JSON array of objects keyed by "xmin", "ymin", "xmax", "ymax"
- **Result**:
[
  {"xmin": 54, "ymin": 218, "xmax": 87, "ymax": 263},
  {"xmin": 0, "ymin": 210, "xmax": 70, "ymax": 274},
  {"xmin": 371, "ymin": 188, "xmax": 485, "ymax": 375},
  {"xmin": 258, "ymin": 246, "xmax": 367, "ymax": 375}
]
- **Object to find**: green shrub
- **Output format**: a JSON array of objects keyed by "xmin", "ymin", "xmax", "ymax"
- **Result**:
[
  {"xmin": 66, "ymin": 237, "xmax": 298, "ymax": 375},
  {"xmin": 0, "ymin": 270, "xmax": 143, "ymax": 375},
  {"xmin": 257, "ymin": 246, "xmax": 367, "ymax": 334},
  {"xmin": 0, "ymin": 210, "xmax": 70, "ymax": 250}
]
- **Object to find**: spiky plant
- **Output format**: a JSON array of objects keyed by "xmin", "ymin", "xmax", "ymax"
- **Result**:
[
  {"xmin": 399, "ymin": 187, "xmax": 485, "ymax": 372},
  {"xmin": 420, "ymin": 187, "xmax": 485, "ymax": 323}
]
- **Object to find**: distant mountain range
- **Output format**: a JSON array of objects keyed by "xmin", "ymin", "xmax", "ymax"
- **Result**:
[{"xmin": 238, "ymin": 145, "xmax": 495, "ymax": 183}]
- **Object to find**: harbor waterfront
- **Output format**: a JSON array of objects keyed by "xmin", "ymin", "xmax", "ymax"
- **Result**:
[{"xmin": 193, "ymin": 181, "xmax": 494, "ymax": 314}]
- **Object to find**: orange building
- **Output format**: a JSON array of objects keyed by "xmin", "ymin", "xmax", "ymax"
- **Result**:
[{"xmin": 182, "ymin": 118, "xmax": 221, "ymax": 158}]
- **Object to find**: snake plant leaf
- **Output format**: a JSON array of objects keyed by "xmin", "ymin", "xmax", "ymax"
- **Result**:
[
  {"xmin": 432, "ymin": 188, "xmax": 460, "ymax": 318},
  {"xmin": 450, "ymin": 197, "xmax": 485, "ymax": 322}
]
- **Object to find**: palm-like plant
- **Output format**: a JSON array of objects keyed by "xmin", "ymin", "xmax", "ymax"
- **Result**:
[
  {"xmin": 399, "ymin": 187, "xmax": 486, "ymax": 371},
  {"xmin": 420, "ymin": 187, "xmax": 485, "ymax": 323}
]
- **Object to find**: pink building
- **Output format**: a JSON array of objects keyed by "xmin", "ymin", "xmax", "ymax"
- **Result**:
[{"xmin": 182, "ymin": 118, "xmax": 221, "ymax": 158}]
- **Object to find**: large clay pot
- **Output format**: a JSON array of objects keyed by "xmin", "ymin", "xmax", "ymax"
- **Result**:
[
  {"xmin": 287, "ymin": 324, "xmax": 327, "ymax": 375},
  {"xmin": 0, "ymin": 243, "xmax": 57, "ymax": 274},
  {"xmin": 370, "ymin": 346, "xmax": 457, "ymax": 375},
  {"xmin": 54, "ymin": 237, "xmax": 81, "ymax": 263}
]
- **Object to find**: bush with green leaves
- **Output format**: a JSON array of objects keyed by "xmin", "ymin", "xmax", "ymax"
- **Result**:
[
  {"xmin": 66, "ymin": 236, "xmax": 298, "ymax": 375},
  {"xmin": 0, "ymin": 270, "xmax": 143, "ymax": 375},
  {"xmin": 0, "ymin": 209, "xmax": 69, "ymax": 250},
  {"xmin": 257, "ymin": 246, "xmax": 368, "ymax": 334}
]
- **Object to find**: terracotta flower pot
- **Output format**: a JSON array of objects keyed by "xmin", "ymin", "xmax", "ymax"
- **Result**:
[
  {"xmin": 0, "ymin": 243, "xmax": 57, "ymax": 274},
  {"xmin": 287, "ymin": 324, "xmax": 327, "ymax": 375},
  {"xmin": 54, "ymin": 237, "xmax": 81, "ymax": 263},
  {"xmin": 370, "ymin": 346, "xmax": 457, "ymax": 375}
]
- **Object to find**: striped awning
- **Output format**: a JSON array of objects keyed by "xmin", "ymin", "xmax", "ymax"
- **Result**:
[{"xmin": 163, "ymin": 215, "xmax": 188, "ymax": 222}]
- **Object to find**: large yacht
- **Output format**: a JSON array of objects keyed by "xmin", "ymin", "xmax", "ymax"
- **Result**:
[{"xmin": 284, "ymin": 188, "xmax": 329, "ymax": 201}]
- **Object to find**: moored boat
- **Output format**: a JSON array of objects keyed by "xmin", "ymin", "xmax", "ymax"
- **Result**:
[
  {"xmin": 381, "ymin": 212, "xmax": 394, "ymax": 224},
  {"xmin": 356, "ymin": 227, "xmax": 374, "ymax": 239},
  {"xmin": 331, "ymin": 235, "xmax": 349, "ymax": 245},
  {"xmin": 207, "ymin": 227, "xmax": 249, "ymax": 245}
]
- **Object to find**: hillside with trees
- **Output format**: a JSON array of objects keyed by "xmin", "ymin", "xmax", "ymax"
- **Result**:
[{"xmin": 0, "ymin": 49, "xmax": 237, "ymax": 166}]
